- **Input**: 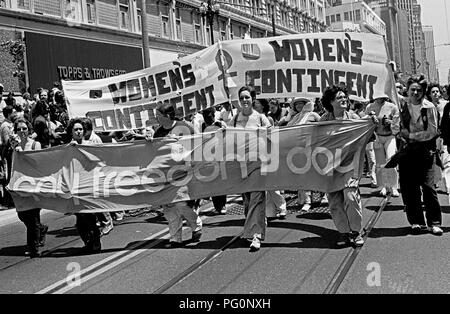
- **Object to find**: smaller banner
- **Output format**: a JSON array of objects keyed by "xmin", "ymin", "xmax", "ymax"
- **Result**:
[{"xmin": 8, "ymin": 121, "xmax": 375, "ymax": 213}]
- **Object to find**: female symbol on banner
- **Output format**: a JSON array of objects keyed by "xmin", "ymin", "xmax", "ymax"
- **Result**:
[{"xmin": 215, "ymin": 50, "xmax": 237, "ymax": 98}]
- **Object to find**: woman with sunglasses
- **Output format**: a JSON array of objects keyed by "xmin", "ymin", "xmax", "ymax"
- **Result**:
[
  {"xmin": 319, "ymin": 85, "xmax": 365, "ymax": 247},
  {"xmin": 13, "ymin": 118, "xmax": 48, "ymax": 258},
  {"xmin": 397, "ymin": 75, "xmax": 443, "ymax": 235}
]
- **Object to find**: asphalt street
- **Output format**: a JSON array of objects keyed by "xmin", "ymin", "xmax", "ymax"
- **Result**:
[{"xmin": 0, "ymin": 178, "xmax": 449, "ymax": 294}]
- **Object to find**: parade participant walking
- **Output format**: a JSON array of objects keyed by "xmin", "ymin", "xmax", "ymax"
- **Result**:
[
  {"xmin": 287, "ymin": 97, "xmax": 325, "ymax": 212},
  {"xmin": 229, "ymin": 86, "xmax": 271, "ymax": 251},
  {"xmin": 152, "ymin": 102, "xmax": 202, "ymax": 248},
  {"xmin": 365, "ymin": 96, "xmax": 400, "ymax": 197},
  {"xmin": 68, "ymin": 118, "xmax": 102, "ymax": 253},
  {"xmin": 13, "ymin": 118, "xmax": 48, "ymax": 257},
  {"xmin": 319, "ymin": 85, "xmax": 366, "ymax": 247},
  {"xmin": 439, "ymin": 85, "xmax": 450, "ymax": 199},
  {"xmin": 201, "ymin": 107, "xmax": 228, "ymax": 215},
  {"xmin": 397, "ymin": 75, "xmax": 443, "ymax": 235}
]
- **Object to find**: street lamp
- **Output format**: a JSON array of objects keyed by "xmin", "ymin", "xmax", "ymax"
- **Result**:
[{"xmin": 199, "ymin": 0, "xmax": 220, "ymax": 44}]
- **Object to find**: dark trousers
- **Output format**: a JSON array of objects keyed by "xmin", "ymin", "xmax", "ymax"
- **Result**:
[
  {"xmin": 398, "ymin": 149, "xmax": 442, "ymax": 227},
  {"xmin": 212, "ymin": 195, "xmax": 227, "ymax": 211},
  {"xmin": 17, "ymin": 208, "xmax": 42, "ymax": 253},
  {"xmin": 75, "ymin": 213, "xmax": 101, "ymax": 249}
]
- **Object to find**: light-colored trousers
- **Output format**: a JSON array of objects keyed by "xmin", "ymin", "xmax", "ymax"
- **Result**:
[
  {"xmin": 163, "ymin": 201, "xmax": 202, "ymax": 243},
  {"xmin": 373, "ymin": 135, "xmax": 398, "ymax": 189},
  {"xmin": 265, "ymin": 190, "xmax": 287, "ymax": 217},
  {"xmin": 365, "ymin": 142, "xmax": 377, "ymax": 185},
  {"xmin": 327, "ymin": 185, "xmax": 362, "ymax": 234},
  {"xmin": 242, "ymin": 191, "xmax": 266, "ymax": 240}
]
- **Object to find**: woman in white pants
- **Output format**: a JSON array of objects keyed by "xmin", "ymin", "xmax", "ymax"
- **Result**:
[{"xmin": 365, "ymin": 97, "xmax": 400, "ymax": 197}]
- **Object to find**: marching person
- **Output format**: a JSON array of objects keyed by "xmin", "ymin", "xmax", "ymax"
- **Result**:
[
  {"xmin": 365, "ymin": 96, "xmax": 400, "ymax": 197},
  {"xmin": 13, "ymin": 118, "xmax": 48, "ymax": 258},
  {"xmin": 68, "ymin": 118, "xmax": 102, "ymax": 253},
  {"xmin": 397, "ymin": 75, "xmax": 443, "ymax": 235},
  {"xmin": 152, "ymin": 102, "xmax": 202, "ymax": 248},
  {"xmin": 319, "ymin": 85, "xmax": 367, "ymax": 247},
  {"xmin": 229, "ymin": 86, "xmax": 271, "ymax": 251}
]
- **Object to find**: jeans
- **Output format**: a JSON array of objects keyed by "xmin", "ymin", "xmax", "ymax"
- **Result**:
[
  {"xmin": 398, "ymin": 147, "xmax": 442, "ymax": 227},
  {"xmin": 75, "ymin": 213, "xmax": 101, "ymax": 249},
  {"xmin": 17, "ymin": 208, "xmax": 43, "ymax": 253},
  {"xmin": 242, "ymin": 191, "xmax": 266, "ymax": 240},
  {"xmin": 365, "ymin": 142, "xmax": 377, "ymax": 185},
  {"xmin": 163, "ymin": 201, "xmax": 202, "ymax": 243}
]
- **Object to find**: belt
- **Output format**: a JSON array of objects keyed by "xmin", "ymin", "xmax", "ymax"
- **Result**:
[{"xmin": 377, "ymin": 133, "xmax": 393, "ymax": 137}]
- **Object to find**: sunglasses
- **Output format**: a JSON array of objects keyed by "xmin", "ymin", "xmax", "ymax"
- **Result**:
[
  {"xmin": 335, "ymin": 95, "xmax": 347, "ymax": 100},
  {"xmin": 431, "ymin": 90, "xmax": 440, "ymax": 93},
  {"xmin": 17, "ymin": 127, "xmax": 28, "ymax": 131}
]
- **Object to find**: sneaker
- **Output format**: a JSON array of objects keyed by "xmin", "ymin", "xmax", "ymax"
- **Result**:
[
  {"xmin": 101, "ymin": 223, "xmax": 113, "ymax": 236},
  {"xmin": 350, "ymin": 233, "xmax": 365, "ymax": 247},
  {"xmin": 191, "ymin": 230, "xmax": 202, "ymax": 242},
  {"xmin": 276, "ymin": 208, "xmax": 287, "ymax": 219},
  {"xmin": 217, "ymin": 207, "xmax": 227, "ymax": 215},
  {"xmin": 391, "ymin": 188, "xmax": 400, "ymax": 197},
  {"xmin": 29, "ymin": 250, "xmax": 42, "ymax": 258},
  {"xmin": 379, "ymin": 187, "xmax": 387, "ymax": 197},
  {"xmin": 428, "ymin": 226, "xmax": 443, "ymax": 235},
  {"xmin": 320, "ymin": 194, "xmax": 329, "ymax": 205},
  {"xmin": 38, "ymin": 225, "xmax": 48, "ymax": 247},
  {"xmin": 301, "ymin": 203, "xmax": 311, "ymax": 212},
  {"xmin": 411, "ymin": 224, "xmax": 427, "ymax": 234},
  {"xmin": 249, "ymin": 235, "xmax": 261, "ymax": 251}
]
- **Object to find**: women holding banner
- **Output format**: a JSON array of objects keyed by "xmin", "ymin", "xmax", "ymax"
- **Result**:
[
  {"xmin": 67, "ymin": 118, "xmax": 103, "ymax": 253},
  {"xmin": 13, "ymin": 118, "xmax": 48, "ymax": 258},
  {"xmin": 287, "ymin": 97, "xmax": 326, "ymax": 212},
  {"xmin": 365, "ymin": 96, "xmax": 400, "ymax": 197},
  {"xmin": 152, "ymin": 102, "xmax": 203, "ymax": 248},
  {"xmin": 397, "ymin": 75, "xmax": 443, "ymax": 235},
  {"xmin": 319, "ymin": 85, "xmax": 365, "ymax": 247},
  {"xmin": 229, "ymin": 86, "xmax": 271, "ymax": 251}
]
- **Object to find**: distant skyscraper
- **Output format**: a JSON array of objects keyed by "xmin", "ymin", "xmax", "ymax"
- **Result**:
[
  {"xmin": 423, "ymin": 25, "xmax": 438, "ymax": 83},
  {"xmin": 412, "ymin": 3, "xmax": 427, "ymax": 76},
  {"xmin": 397, "ymin": 0, "xmax": 417, "ymax": 73}
]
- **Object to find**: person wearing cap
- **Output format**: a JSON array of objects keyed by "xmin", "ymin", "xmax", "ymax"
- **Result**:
[
  {"xmin": 365, "ymin": 95, "xmax": 400, "ymax": 197},
  {"xmin": 287, "ymin": 97, "xmax": 327, "ymax": 211}
]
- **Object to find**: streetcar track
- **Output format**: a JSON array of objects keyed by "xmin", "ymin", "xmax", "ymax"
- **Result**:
[{"xmin": 322, "ymin": 195, "xmax": 390, "ymax": 294}]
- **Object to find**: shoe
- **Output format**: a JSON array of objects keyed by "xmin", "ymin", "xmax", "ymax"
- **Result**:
[
  {"xmin": 411, "ymin": 224, "xmax": 427, "ymax": 234},
  {"xmin": 391, "ymin": 188, "xmax": 400, "ymax": 197},
  {"xmin": 370, "ymin": 182, "xmax": 378, "ymax": 188},
  {"xmin": 191, "ymin": 230, "xmax": 202, "ymax": 242},
  {"xmin": 217, "ymin": 207, "xmax": 227, "ymax": 215},
  {"xmin": 350, "ymin": 233, "xmax": 364, "ymax": 247},
  {"xmin": 301, "ymin": 203, "xmax": 311, "ymax": 212},
  {"xmin": 379, "ymin": 187, "xmax": 387, "ymax": 197},
  {"xmin": 29, "ymin": 250, "xmax": 42, "ymax": 258},
  {"xmin": 320, "ymin": 194, "xmax": 329, "ymax": 205},
  {"xmin": 276, "ymin": 208, "xmax": 287, "ymax": 219},
  {"xmin": 249, "ymin": 235, "xmax": 261, "ymax": 251},
  {"xmin": 335, "ymin": 233, "xmax": 351, "ymax": 247},
  {"xmin": 428, "ymin": 226, "xmax": 443, "ymax": 235},
  {"xmin": 38, "ymin": 225, "xmax": 48, "ymax": 247},
  {"xmin": 101, "ymin": 223, "xmax": 113, "ymax": 236}
]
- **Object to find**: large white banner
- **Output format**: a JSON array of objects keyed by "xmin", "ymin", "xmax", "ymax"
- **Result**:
[{"xmin": 62, "ymin": 32, "xmax": 396, "ymax": 132}]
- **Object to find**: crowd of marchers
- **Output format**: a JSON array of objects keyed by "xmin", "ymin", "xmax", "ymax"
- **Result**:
[{"xmin": 0, "ymin": 73, "xmax": 446, "ymax": 258}]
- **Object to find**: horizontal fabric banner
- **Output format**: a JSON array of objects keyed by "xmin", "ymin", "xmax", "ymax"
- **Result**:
[
  {"xmin": 9, "ymin": 121, "xmax": 375, "ymax": 213},
  {"xmin": 62, "ymin": 32, "xmax": 395, "ymax": 132}
]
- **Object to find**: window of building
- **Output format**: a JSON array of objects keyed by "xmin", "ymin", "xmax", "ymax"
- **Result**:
[
  {"xmin": 86, "ymin": 0, "xmax": 96, "ymax": 24},
  {"xmin": 17, "ymin": 0, "xmax": 31, "ymax": 10},
  {"xmin": 161, "ymin": 15, "xmax": 169, "ymax": 38},
  {"xmin": 330, "ymin": 15, "xmax": 335, "ymax": 23},
  {"xmin": 194, "ymin": 15, "xmax": 202, "ymax": 44},
  {"xmin": 336, "ymin": 14, "xmax": 341, "ymax": 22},
  {"xmin": 220, "ymin": 19, "xmax": 227, "ymax": 41},
  {"xmin": 344, "ymin": 11, "xmax": 349, "ymax": 21},
  {"xmin": 354, "ymin": 9, "xmax": 360, "ymax": 21},
  {"xmin": 175, "ymin": 8, "xmax": 182, "ymax": 40},
  {"xmin": 326, "ymin": 16, "xmax": 330, "ymax": 26},
  {"xmin": 119, "ymin": 0, "xmax": 130, "ymax": 30}
]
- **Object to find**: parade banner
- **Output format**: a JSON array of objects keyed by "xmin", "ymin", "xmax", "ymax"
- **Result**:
[
  {"xmin": 62, "ymin": 32, "xmax": 395, "ymax": 132},
  {"xmin": 8, "ymin": 120, "xmax": 375, "ymax": 213}
]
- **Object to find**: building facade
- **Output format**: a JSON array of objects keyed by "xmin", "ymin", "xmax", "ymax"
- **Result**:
[
  {"xmin": 396, "ymin": 0, "xmax": 417, "ymax": 74},
  {"xmin": 411, "ymin": 3, "xmax": 426, "ymax": 76},
  {"xmin": 422, "ymin": 25, "xmax": 438, "ymax": 83},
  {"xmin": 325, "ymin": 0, "xmax": 387, "ymax": 36},
  {"xmin": 0, "ymin": 0, "xmax": 327, "ymax": 93}
]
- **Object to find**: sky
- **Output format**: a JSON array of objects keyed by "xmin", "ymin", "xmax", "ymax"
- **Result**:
[{"xmin": 416, "ymin": 0, "xmax": 450, "ymax": 83}]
